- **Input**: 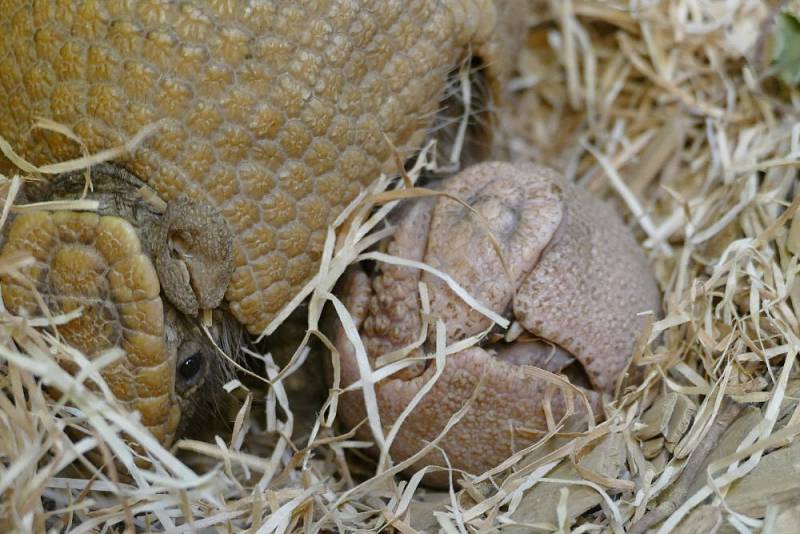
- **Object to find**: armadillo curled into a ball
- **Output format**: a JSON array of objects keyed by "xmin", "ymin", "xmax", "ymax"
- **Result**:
[
  {"xmin": 333, "ymin": 162, "xmax": 662, "ymax": 487},
  {"xmin": 0, "ymin": 164, "xmax": 241, "ymax": 451}
]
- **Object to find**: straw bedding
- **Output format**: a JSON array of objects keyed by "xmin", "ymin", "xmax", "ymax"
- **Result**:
[{"xmin": 2, "ymin": 1, "xmax": 800, "ymax": 532}]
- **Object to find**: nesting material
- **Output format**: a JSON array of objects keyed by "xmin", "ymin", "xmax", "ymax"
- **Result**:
[{"xmin": 2, "ymin": 1, "xmax": 800, "ymax": 532}]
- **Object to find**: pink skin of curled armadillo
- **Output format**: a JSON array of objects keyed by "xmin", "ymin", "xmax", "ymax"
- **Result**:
[{"xmin": 334, "ymin": 161, "xmax": 662, "ymax": 487}]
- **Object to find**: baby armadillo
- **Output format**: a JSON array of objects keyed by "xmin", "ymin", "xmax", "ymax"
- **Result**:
[
  {"xmin": 334, "ymin": 162, "xmax": 661, "ymax": 486},
  {"xmin": 0, "ymin": 0, "xmax": 524, "ymax": 335}
]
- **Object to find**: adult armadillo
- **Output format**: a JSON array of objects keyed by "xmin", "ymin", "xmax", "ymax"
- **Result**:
[{"xmin": 0, "ymin": 1, "xmax": 524, "ymax": 450}]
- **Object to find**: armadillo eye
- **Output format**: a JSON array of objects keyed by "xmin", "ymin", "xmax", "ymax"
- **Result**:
[
  {"xmin": 169, "ymin": 230, "xmax": 193, "ymax": 260},
  {"xmin": 178, "ymin": 352, "xmax": 203, "ymax": 382}
]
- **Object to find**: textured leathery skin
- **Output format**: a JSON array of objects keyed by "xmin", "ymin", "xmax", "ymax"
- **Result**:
[{"xmin": 0, "ymin": 0, "xmax": 503, "ymax": 334}]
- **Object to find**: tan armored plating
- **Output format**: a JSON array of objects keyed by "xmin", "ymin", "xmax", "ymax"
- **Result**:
[
  {"xmin": 0, "ymin": 1, "xmax": 519, "ymax": 334},
  {"xmin": 1, "ymin": 211, "xmax": 181, "ymax": 445},
  {"xmin": 0, "ymin": 189, "xmax": 240, "ymax": 450}
]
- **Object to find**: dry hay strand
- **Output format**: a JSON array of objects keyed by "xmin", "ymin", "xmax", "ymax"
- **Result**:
[{"xmin": 3, "ymin": 1, "xmax": 800, "ymax": 532}]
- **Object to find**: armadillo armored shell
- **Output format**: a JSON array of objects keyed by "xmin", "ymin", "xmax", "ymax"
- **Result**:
[{"xmin": 0, "ymin": 1, "xmax": 525, "ymax": 335}]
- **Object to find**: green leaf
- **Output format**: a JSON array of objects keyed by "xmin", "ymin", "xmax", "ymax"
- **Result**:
[{"xmin": 771, "ymin": 11, "xmax": 800, "ymax": 86}]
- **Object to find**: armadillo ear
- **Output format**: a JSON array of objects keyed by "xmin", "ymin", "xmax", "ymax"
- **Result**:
[
  {"xmin": 0, "ymin": 210, "xmax": 181, "ymax": 447},
  {"xmin": 152, "ymin": 196, "xmax": 234, "ymax": 317}
]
